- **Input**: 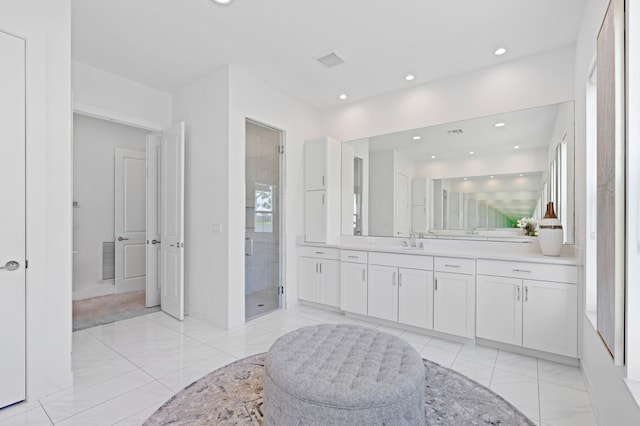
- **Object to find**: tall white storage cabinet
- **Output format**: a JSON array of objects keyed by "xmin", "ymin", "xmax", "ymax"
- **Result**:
[
  {"xmin": 412, "ymin": 178, "xmax": 432, "ymax": 233},
  {"xmin": 304, "ymin": 137, "xmax": 341, "ymax": 243}
]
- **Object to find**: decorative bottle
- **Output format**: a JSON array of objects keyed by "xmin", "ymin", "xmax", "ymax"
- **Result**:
[{"xmin": 537, "ymin": 202, "xmax": 563, "ymax": 256}]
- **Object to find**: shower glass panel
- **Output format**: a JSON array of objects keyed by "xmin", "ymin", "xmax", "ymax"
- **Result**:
[{"xmin": 245, "ymin": 120, "xmax": 283, "ymax": 320}]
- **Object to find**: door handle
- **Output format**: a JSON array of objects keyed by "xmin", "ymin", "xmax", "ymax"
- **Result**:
[
  {"xmin": 516, "ymin": 286, "xmax": 520, "ymax": 301},
  {"xmin": 151, "ymin": 239, "xmax": 161, "ymax": 245},
  {"xmin": 524, "ymin": 286, "xmax": 528, "ymax": 302},
  {"xmin": 117, "ymin": 236, "xmax": 129, "ymax": 241},
  {"xmin": 0, "ymin": 261, "xmax": 19, "ymax": 271},
  {"xmin": 245, "ymin": 237, "xmax": 253, "ymax": 256}
]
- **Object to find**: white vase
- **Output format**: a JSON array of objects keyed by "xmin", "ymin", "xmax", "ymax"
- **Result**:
[{"xmin": 538, "ymin": 202, "xmax": 563, "ymax": 256}]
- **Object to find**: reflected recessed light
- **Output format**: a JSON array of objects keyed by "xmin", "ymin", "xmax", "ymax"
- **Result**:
[
  {"xmin": 469, "ymin": 151, "xmax": 475, "ymax": 155},
  {"xmin": 490, "ymin": 175, "xmax": 495, "ymax": 179},
  {"xmin": 494, "ymin": 122, "xmax": 506, "ymax": 127},
  {"xmin": 339, "ymin": 93, "xmax": 347, "ymax": 100},
  {"xmin": 514, "ymin": 145, "xmax": 520, "ymax": 149},
  {"xmin": 519, "ymin": 173, "xmax": 524, "ymax": 177},
  {"xmin": 463, "ymin": 177, "xmax": 468, "ymax": 181},
  {"xmin": 431, "ymin": 155, "xmax": 436, "ymax": 159},
  {"xmin": 494, "ymin": 47, "xmax": 507, "ymax": 56},
  {"xmin": 211, "ymin": 0, "xmax": 234, "ymax": 4},
  {"xmin": 412, "ymin": 135, "xmax": 421, "ymax": 140},
  {"xmin": 405, "ymin": 74, "xmax": 415, "ymax": 81}
]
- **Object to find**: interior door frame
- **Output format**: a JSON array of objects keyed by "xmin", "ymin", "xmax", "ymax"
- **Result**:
[{"xmin": 245, "ymin": 118, "xmax": 286, "ymax": 312}]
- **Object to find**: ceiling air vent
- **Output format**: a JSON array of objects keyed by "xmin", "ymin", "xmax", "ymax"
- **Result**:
[
  {"xmin": 447, "ymin": 129, "xmax": 464, "ymax": 135},
  {"xmin": 316, "ymin": 52, "xmax": 345, "ymax": 69}
]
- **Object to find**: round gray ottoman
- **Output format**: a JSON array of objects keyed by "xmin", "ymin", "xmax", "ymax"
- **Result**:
[{"xmin": 263, "ymin": 324, "xmax": 425, "ymax": 425}]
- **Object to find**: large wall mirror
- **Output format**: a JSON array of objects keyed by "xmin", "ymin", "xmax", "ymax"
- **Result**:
[{"xmin": 341, "ymin": 102, "xmax": 575, "ymax": 244}]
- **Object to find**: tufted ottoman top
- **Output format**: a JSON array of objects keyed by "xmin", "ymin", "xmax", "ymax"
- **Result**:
[{"xmin": 265, "ymin": 324, "xmax": 425, "ymax": 409}]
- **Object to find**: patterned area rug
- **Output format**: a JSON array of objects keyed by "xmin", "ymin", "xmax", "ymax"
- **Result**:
[{"xmin": 145, "ymin": 353, "xmax": 535, "ymax": 425}]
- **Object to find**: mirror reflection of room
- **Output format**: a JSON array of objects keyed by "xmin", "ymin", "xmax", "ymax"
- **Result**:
[{"xmin": 341, "ymin": 101, "xmax": 574, "ymax": 243}]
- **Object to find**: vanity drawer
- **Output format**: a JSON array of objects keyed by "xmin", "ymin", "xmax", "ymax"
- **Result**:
[
  {"xmin": 368, "ymin": 252, "xmax": 433, "ymax": 270},
  {"xmin": 434, "ymin": 257, "xmax": 475, "ymax": 275},
  {"xmin": 298, "ymin": 246, "xmax": 341, "ymax": 260},
  {"xmin": 477, "ymin": 259, "xmax": 577, "ymax": 284},
  {"xmin": 341, "ymin": 250, "xmax": 368, "ymax": 264}
]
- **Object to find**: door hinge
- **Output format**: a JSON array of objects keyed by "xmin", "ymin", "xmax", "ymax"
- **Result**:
[
  {"xmin": 25, "ymin": 260, "xmax": 28, "ymax": 269},
  {"xmin": 278, "ymin": 145, "xmax": 285, "ymax": 155},
  {"xmin": 279, "ymin": 286, "xmax": 284, "ymax": 295}
]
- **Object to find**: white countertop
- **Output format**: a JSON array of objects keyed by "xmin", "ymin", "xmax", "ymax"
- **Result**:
[{"xmin": 298, "ymin": 240, "xmax": 581, "ymax": 266}]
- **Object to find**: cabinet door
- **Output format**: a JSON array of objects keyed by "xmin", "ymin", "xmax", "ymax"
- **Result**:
[
  {"xmin": 476, "ymin": 275, "xmax": 522, "ymax": 346},
  {"xmin": 319, "ymin": 260, "xmax": 341, "ymax": 308},
  {"xmin": 433, "ymin": 272, "xmax": 475, "ymax": 338},
  {"xmin": 341, "ymin": 262, "xmax": 367, "ymax": 315},
  {"xmin": 304, "ymin": 191, "xmax": 327, "ymax": 243},
  {"xmin": 297, "ymin": 257, "xmax": 319, "ymax": 302},
  {"xmin": 398, "ymin": 268, "xmax": 433, "ymax": 329},
  {"xmin": 368, "ymin": 265, "xmax": 398, "ymax": 322},
  {"xmin": 304, "ymin": 139, "xmax": 327, "ymax": 190},
  {"xmin": 522, "ymin": 280, "xmax": 577, "ymax": 357}
]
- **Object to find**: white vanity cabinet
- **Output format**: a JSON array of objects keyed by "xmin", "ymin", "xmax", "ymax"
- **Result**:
[
  {"xmin": 476, "ymin": 259, "xmax": 578, "ymax": 357},
  {"xmin": 433, "ymin": 257, "xmax": 476, "ymax": 338},
  {"xmin": 340, "ymin": 250, "xmax": 368, "ymax": 315},
  {"xmin": 367, "ymin": 253, "xmax": 434, "ymax": 328},
  {"xmin": 297, "ymin": 247, "xmax": 341, "ymax": 307},
  {"xmin": 304, "ymin": 137, "xmax": 341, "ymax": 243}
]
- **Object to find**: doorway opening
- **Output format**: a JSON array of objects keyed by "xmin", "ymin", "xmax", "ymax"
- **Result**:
[
  {"xmin": 72, "ymin": 114, "xmax": 157, "ymax": 330},
  {"xmin": 245, "ymin": 119, "xmax": 284, "ymax": 321}
]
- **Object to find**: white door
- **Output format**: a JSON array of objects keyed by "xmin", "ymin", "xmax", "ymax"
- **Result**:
[
  {"xmin": 160, "ymin": 122, "xmax": 185, "ymax": 320},
  {"xmin": 395, "ymin": 173, "xmax": 410, "ymax": 236},
  {"xmin": 304, "ymin": 139, "xmax": 327, "ymax": 191},
  {"xmin": 0, "ymin": 30, "xmax": 26, "ymax": 409},
  {"xmin": 341, "ymin": 262, "xmax": 367, "ymax": 315},
  {"xmin": 341, "ymin": 144, "xmax": 355, "ymax": 235},
  {"xmin": 368, "ymin": 265, "xmax": 398, "ymax": 322},
  {"xmin": 318, "ymin": 259, "xmax": 341, "ymax": 307},
  {"xmin": 398, "ymin": 268, "xmax": 433, "ymax": 329},
  {"xmin": 522, "ymin": 280, "xmax": 577, "ymax": 357},
  {"xmin": 114, "ymin": 149, "xmax": 147, "ymax": 294},
  {"xmin": 297, "ymin": 257, "xmax": 319, "ymax": 302},
  {"xmin": 476, "ymin": 275, "xmax": 522, "ymax": 346},
  {"xmin": 434, "ymin": 272, "xmax": 475, "ymax": 338},
  {"xmin": 145, "ymin": 135, "xmax": 161, "ymax": 307}
]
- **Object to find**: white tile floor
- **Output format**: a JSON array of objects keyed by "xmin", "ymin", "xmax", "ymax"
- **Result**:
[{"xmin": 0, "ymin": 305, "xmax": 599, "ymax": 425}]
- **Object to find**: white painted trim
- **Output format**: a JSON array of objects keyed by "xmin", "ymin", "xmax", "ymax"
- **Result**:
[{"xmin": 74, "ymin": 101, "xmax": 164, "ymax": 132}]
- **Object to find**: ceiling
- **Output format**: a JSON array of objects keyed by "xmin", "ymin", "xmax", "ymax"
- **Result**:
[{"xmin": 71, "ymin": 0, "xmax": 586, "ymax": 110}]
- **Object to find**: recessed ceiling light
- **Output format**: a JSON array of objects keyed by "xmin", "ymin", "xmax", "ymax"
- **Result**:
[
  {"xmin": 469, "ymin": 151, "xmax": 475, "ymax": 155},
  {"xmin": 339, "ymin": 93, "xmax": 347, "ymax": 100},
  {"xmin": 431, "ymin": 155, "xmax": 436, "ymax": 159},
  {"xmin": 211, "ymin": 0, "xmax": 234, "ymax": 4},
  {"xmin": 405, "ymin": 74, "xmax": 415, "ymax": 81},
  {"xmin": 494, "ymin": 122, "xmax": 506, "ymax": 127},
  {"xmin": 412, "ymin": 135, "xmax": 421, "ymax": 140},
  {"xmin": 494, "ymin": 47, "xmax": 507, "ymax": 56},
  {"xmin": 514, "ymin": 145, "xmax": 520, "ymax": 149}
]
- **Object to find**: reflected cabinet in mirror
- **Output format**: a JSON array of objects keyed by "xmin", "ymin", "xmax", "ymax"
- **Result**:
[{"xmin": 341, "ymin": 102, "xmax": 575, "ymax": 243}]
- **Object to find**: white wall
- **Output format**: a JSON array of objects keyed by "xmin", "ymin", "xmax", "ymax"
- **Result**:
[
  {"xmin": 574, "ymin": 0, "xmax": 640, "ymax": 423},
  {"xmin": 172, "ymin": 67, "xmax": 230, "ymax": 326},
  {"xmin": 319, "ymin": 46, "xmax": 575, "ymax": 142},
  {"xmin": 172, "ymin": 65, "xmax": 320, "ymax": 329},
  {"xmin": 72, "ymin": 114, "xmax": 149, "ymax": 299},
  {"xmin": 228, "ymin": 66, "xmax": 321, "ymax": 327},
  {"xmin": 73, "ymin": 61, "xmax": 172, "ymax": 131},
  {"xmin": 0, "ymin": 0, "xmax": 73, "ymax": 400}
]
